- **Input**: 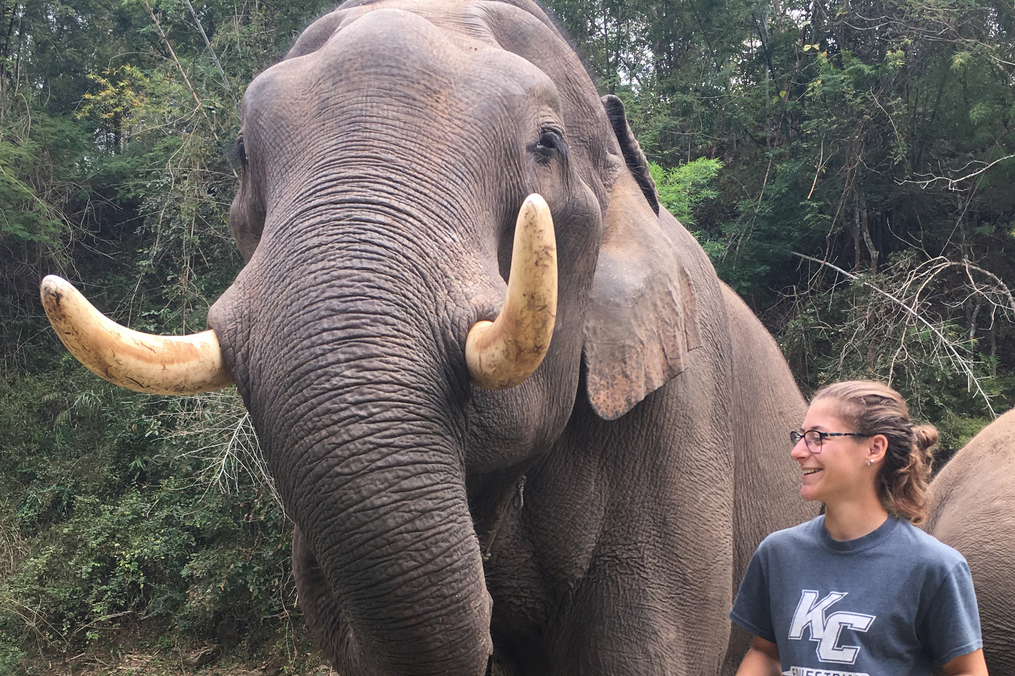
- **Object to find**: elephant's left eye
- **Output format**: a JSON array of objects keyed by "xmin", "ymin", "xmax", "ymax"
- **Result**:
[{"xmin": 532, "ymin": 129, "xmax": 565, "ymax": 163}]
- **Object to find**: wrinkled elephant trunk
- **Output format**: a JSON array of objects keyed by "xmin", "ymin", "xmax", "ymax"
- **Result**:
[
  {"xmin": 295, "ymin": 449, "xmax": 492, "ymax": 675},
  {"xmin": 275, "ymin": 387, "xmax": 492, "ymax": 675},
  {"xmin": 291, "ymin": 490, "xmax": 492, "ymax": 676},
  {"xmin": 208, "ymin": 266, "xmax": 493, "ymax": 675},
  {"xmin": 273, "ymin": 382, "xmax": 491, "ymax": 675}
]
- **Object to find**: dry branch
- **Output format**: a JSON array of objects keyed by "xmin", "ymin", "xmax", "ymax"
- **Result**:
[{"xmin": 792, "ymin": 251, "xmax": 998, "ymax": 417}]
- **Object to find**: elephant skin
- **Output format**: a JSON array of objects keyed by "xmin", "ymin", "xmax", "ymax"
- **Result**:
[
  {"xmin": 925, "ymin": 409, "xmax": 1015, "ymax": 675},
  {"xmin": 201, "ymin": 1, "xmax": 814, "ymax": 674}
]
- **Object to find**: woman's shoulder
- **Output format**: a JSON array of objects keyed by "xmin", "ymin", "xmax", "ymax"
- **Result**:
[
  {"xmin": 757, "ymin": 515, "xmax": 825, "ymax": 552},
  {"xmin": 892, "ymin": 518, "xmax": 969, "ymax": 569},
  {"xmin": 755, "ymin": 516, "xmax": 969, "ymax": 568}
]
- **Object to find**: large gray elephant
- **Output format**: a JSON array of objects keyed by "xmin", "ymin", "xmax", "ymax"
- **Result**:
[
  {"xmin": 40, "ymin": 1, "xmax": 814, "ymax": 674},
  {"xmin": 925, "ymin": 409, "xmax": 1015, "ymax": 675}
]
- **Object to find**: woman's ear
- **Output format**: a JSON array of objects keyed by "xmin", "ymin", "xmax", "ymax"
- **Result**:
[
  {"xmin": 869, "ymin": 434, "xmax": 890, "ymax": 464},
  {"xmin": 582, "ymin": 96, "xmax": 702, "ymax": 420}
]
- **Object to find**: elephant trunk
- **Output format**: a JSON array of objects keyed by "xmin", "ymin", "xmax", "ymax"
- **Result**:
[
  {"xmin": 273, "ymin": 376, "xmax": 491, "ymax": 675},
  {"xmin": 295, "ymin": 428, "xmax": 492, "ymax": 675},
  {"xmin": 209, "ymin": 256, "xmax": 492, "ymax": 675}
]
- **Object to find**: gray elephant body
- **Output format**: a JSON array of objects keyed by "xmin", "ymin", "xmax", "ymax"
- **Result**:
[
  {"xmin": 205, "ymin": 1, "xmax": 813, "ymax": 674},
  {"xmin": 926, "ymin": 410, "xmax": 1015, "ymax": 675}
]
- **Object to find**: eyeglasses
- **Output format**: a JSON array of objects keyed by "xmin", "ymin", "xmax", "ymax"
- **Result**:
[{"xmin": 790, "ymin": 429, "xmax": 870, "ymax": 452}]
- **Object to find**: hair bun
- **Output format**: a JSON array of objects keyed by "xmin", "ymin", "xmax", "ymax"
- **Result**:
[{"xmin": 913, "ymin": 424, "xmax": 939, "ymax": 452}]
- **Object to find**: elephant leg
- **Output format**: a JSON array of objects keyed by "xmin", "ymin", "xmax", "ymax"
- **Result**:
[
  {"xmin": 720, "ymin": 623, "xmax": 752, "ymax": 675},
  {"xmin": 547, "ymin": 554, "xmax": 732, "ymax": 676},
  {"xmin": 293, "ymin": 525, "xmax": 380, "ymax": 676}
]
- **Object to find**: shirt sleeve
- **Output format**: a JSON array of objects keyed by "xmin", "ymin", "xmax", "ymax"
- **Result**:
[
  {"xmin": 729, "ymin": 544, "xmax": 777, "ymax": 644},
  {"xmin": 918, "ymin": 560, "xmax": 983, "ymax": 665}
]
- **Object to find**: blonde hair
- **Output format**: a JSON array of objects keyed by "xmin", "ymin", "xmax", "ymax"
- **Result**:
[{"xmin": 811, "ymin": 380, "xmax": 937, "ymax": 524}]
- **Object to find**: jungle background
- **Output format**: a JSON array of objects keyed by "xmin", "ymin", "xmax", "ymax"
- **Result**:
[{"xmin": 1, "ymin": 0, "xmax": 1012, "ymax": 673}]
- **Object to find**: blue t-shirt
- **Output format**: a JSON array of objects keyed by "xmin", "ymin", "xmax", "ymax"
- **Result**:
[{"xmin": 730, "ymin": 515, "xmax": 982, "ymax": 675}]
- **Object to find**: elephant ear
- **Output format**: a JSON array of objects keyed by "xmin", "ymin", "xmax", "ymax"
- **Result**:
[
  {"xmin": 583, "ymin": 95, "xmax": 702, "ymax": 420},
  {"xmin": 603, "ymin": 95, "xmax": 660, "ymax": 217}
]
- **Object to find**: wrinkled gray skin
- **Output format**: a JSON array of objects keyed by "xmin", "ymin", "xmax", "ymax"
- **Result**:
[
  {"xmin": 206, "ymin": 1, "xmax": 813, "ymax": 674},
  {"xmin": 925, "ymin": 410, "xmax": 1015, "ymax": 676}
]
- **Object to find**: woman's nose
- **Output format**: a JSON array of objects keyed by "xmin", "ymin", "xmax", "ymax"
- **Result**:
[{"xmin": 790, "ymin": 437, "xmax": 810, "ymax": 459}]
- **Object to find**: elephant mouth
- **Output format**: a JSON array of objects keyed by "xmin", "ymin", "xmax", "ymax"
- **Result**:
[{"xmin": 40, "ymin": 195, "xmax": 558, "ymax": 395}]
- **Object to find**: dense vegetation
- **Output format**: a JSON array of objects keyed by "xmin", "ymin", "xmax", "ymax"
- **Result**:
[{"xmin": 1, "ymin": 0, "xmax": 1012, "ymax": 672}]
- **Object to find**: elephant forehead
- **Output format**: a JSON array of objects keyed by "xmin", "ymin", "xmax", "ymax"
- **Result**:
[
  {"xmin": 289, "ymin": 1, "xmax": 500, "ymax": 59},
  {"xmin": 242, "ymin": 6, "xmax": 560, "ymax": 132}
]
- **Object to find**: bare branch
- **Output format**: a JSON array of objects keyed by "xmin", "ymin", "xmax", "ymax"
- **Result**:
[
  {"xmin": 181, "ymin": 0, "xmax": 239, "ymax": 114},
  {"xmin": 898, "ymin": 153, "xmax": 1015, "ymax": 191},
  {"xmin": 792, "ymin": 251, "xmax": 997, "ymax": 417},
  {"xmin": 166, "ymin": 390, "xmax": 289, "ymax": 520}
]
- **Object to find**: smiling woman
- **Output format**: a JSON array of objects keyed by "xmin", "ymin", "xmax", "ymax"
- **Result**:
[{"xmin": 731, "ymin": 381, "xmax": 990, "ymax": 676}]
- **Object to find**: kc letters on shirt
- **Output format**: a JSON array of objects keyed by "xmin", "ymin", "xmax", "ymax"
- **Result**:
[
  {"xmin": 729, "ymin": 516, "xmax": 982, "ymax": 676},
  {"xmin": 789, "ymin": 590, "xmax": 874, "ymax": 665}
]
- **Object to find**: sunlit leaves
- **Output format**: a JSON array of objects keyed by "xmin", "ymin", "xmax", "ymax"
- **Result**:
[{"xmin": 649, "ymin": 157, "xmax": 723, "ymax": 226}]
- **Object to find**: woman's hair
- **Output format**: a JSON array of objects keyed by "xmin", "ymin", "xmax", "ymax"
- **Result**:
[{"xmin": 811, "ymin": 380, "xmax": 937, "ymax": 524}]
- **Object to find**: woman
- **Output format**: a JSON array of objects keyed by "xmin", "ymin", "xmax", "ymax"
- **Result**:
[{"xmin": 731, "ymin": 380, "xmax": 988, "ymax": 676}]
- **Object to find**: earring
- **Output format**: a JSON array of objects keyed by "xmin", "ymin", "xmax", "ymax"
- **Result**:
[{"xmin": 865, "ymin": 459, "xmax": 872, "ymax": 466}]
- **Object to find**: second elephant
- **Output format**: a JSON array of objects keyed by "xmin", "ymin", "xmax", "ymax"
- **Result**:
[{"xmin": 926, "ymin": 408, "xmax": 1015, "ymax": 675}]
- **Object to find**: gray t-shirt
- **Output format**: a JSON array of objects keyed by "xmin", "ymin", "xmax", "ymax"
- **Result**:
[{"xmin": 730, "ymin": 515, "xmax": 982, "ymax": 675}]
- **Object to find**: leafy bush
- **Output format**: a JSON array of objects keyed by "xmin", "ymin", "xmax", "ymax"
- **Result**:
[
  {"xmin": 649, "ymin": 157, "xmax": 723, "ymax": 227},
  {"xmin": 775, "ymin": 250, "xmax": 1011, "ymax": 462},
  {"xmin": 0, "ymin": 372, "xmax": 303, "ymax": 667}
]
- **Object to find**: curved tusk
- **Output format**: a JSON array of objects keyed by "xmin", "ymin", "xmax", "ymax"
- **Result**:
[
  {"xmin": 466, "ymin": 194, "xmax": 557, "ymax": 390},
  {"xmin": 40, "ymin": 275, "xmax": 233, "ymax": 395}
]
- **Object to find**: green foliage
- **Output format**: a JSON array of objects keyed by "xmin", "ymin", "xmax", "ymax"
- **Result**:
[
  {"xmin": 0, "ymin": 637, "xmax": 24, "ymax": 676},
  {"xmin": 0, "ymin": 0, "xmax": 339, "ymax": 660},
  {"xmin": 0, "ymin": 0, "xmax": 352, "ymax": 669},
  {"xmin": 0, "ymin": 109, "xmax": 87, "ymax": 247},
  {"xmin": 6, "ymin": 490, "xmax": 195, "ymax": 644},
  {"xmin": 548, "ymin": 0, "xmax": 1015, "ymax": 419},
  {"xmin": 776, "ymin": 250, "xmax": 1011, "ymax": 458},
  {"xmin": 648, "ymin": 157, "xmax": 722, "ymax": 227},
  {"xmin": 0, "ymin": 372, "xmax": 300, "ymax": 667}
]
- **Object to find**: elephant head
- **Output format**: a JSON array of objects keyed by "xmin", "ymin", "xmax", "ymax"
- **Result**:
[{"xmin": 42, "ymin": 1, "xmax": 710, "ymax": 674}]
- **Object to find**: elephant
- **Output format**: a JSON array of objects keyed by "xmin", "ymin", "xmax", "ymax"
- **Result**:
[
  {"xmin": 925, "ymin": 408, "xmax": 1015, "ymax": 675},
  {"xmin": 39, "ymin": 1, "xmax": 815, "ymax": 674}
]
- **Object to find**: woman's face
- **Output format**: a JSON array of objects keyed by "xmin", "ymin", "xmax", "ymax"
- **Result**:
[{"xmin": 791, "ymin": 397, "xmax": 876, "ymax": 504}]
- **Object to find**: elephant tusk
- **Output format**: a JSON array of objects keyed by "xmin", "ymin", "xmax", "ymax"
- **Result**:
[
  {"xmin": 40, "ymin": 275, "xmax": 234, "ymax": 395},
  {"xmin": 466, "ymin": 194, "xmax": 557, "ymax": 390}
]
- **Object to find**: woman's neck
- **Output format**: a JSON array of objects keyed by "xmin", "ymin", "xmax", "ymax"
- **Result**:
[{"xmin": 823, "ymin": 499, "xmax": 890, "ymax": 541}]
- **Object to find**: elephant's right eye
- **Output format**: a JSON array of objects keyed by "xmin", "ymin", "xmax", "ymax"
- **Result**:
[{"xmin": 228, "ymin": 136, "xmax": 247, "ymax": 168}]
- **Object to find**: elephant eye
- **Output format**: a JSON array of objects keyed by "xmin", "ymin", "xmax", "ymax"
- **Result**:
[
  {"xmin": 532, "ymin": 129, "xmax": 565, "ymax": 163},
  {"xmin": 228, "ymin": 136, "xmax": 247, "ymax": 168}
]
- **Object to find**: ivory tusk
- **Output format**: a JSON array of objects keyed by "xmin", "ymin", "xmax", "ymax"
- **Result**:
[
  {"xmin": 466, "ymin": 194, "xmax": 557, "ymax": 390},
  {"xmin": 40, "ymin": 275, "xmax": 233, "ymax": 395}
]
